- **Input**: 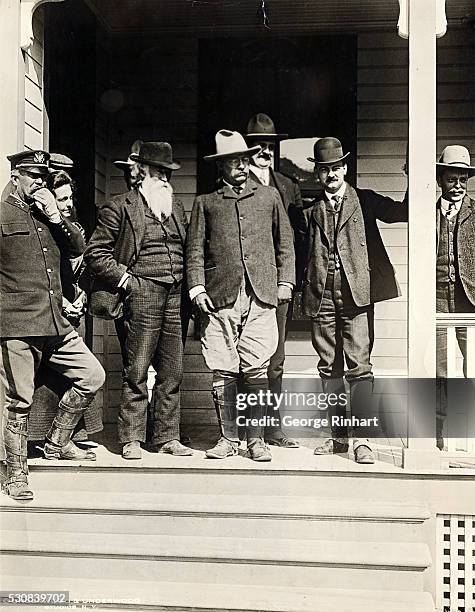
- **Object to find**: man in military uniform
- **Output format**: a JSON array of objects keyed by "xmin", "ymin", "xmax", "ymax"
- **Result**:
[{"xmin": 0, "ymin": 150, "xmax": 105, "ymax": 500}]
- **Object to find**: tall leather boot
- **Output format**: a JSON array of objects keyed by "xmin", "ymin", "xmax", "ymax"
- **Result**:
[
  {"xmin": 44, "ymin": 388, "xmax": 96, "ymax": 461},
  {"xmin": 2, "ymin": 411, "xmax": 33, "ymax": 500},
  {"xmin": 206, "ymin": 378, "xmax": 240, "ymax": 459},
  {"xmin": 314, "ymin": 377, "xmax": 349, "ymax": 454},
  {"xmin": 244, "ymin": 377, "xmax": 272, "ymax": 462}
]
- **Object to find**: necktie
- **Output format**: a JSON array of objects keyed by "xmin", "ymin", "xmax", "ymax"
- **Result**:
[
  {"xmin": 446, "ymin": 202, "xmax": 457, "ymax": 219},
  {"xmin": 233, "ymin": 186, "xmax": 243, "ymax": 195},
  {"xmin": 332, "ymin": 194, "xmax": 342, "ymax": 212}
]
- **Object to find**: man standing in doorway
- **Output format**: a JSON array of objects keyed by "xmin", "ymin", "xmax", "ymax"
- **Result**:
[
  {"xmin": 245, "ymin": 112, "xmax": 301, "ymax": 448},
  {"xmin": 435, "ymin": 145, "xmax": 475, "ymax": 450},
  {"xmin": 296, "ymin": 137, "xmax": 407, "ymax": 463},
  {"xmin": 85, "ymin": 142, "xmax": 191, "ymax": 460},
  {"xmin": 186, "ymin": 130, "xmax": 295, "ymax": 461}
]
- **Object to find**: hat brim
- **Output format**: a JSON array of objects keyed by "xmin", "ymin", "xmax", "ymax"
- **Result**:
[
  {"xmin": 204, "ymin": 145, "xmax": 261, "ymax": 161},
  {"xmin": 16, "ymin": 165, "xmax": 49, "ymax": 176},
  {"xmin": 436, "ymin": 162, "xmax": 475, "ymax": 177},
  {"xmin": 113, "ymin": 160, "xmax": 134, "ymax": 169},
  {"xmin": 50, "ymin": 163, "xmax": 74, "ymax": 170},
  {"xmin": 246, "ymin": 133, "xmax": 289, "ymax": 141},
  {"xmin": 307, "ymin": 152, "xmax": 351, "ymax": 165},
  {"xmin": 129, "ymin": 153, "xmax": 180, "ymax": 171}
]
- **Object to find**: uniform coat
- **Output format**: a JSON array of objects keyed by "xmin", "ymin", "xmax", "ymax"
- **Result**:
[
  {"xmin": 84, "ymin": 188, "xmax": 188, "ymax": 319},
  {"xmin": 297, "ymin": 183, "xmax": 407, "ymax": 317},
  {"xmin": 436, "ymin": 194, "xmax": 475, "ymax": 305},
  {"xmin": 0, "ymin": 194, "xmax": 85, "ymax": 337},
  {"xmin": 186, "ymin": 181, "xmax": 295, "ymax": 309}
]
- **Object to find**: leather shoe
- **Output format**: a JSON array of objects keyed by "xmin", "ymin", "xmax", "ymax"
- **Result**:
[
  {"xmin": 248, "ymin": 438, "xmax": 272, "ymax": 462},
  {"xmin": 158, "ymin": 439, "xmax": 193, "ymax": 456},
  {"xmin": 314, "ymin": 438, "xmax": 349, "ymax": 455},
  {"xmin": 206, "ymin": 437, "xmax": 239, "ymax": 459},
  {"xmin": 436, "ymin": 437, "xmax": 447, "ymax": 451},
  {"xmin": 3, "ymin": 480, "xmax": 34, "ymax": 501},
  {"xmin": 354, "ymin": 444, "xmax": 375, "ymax": 464},
  {"xmin": 122, "ymin": 441, "xmax": 142, "ymax": 460},
  {"xmin": 266, "ymin": 436, "xmax": 300, "ymax": 448},
  {"xmin": 44, "ymin": 440, "xmax": 96, "ymax": 461}
]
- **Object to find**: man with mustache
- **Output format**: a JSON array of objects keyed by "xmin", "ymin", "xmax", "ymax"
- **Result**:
[
  {"xmin": 85, "ymin": 142, "xmax": 191, "ymax": 459},
  {"xmin": 435, "ymin": 145, "xmax": 475, "ymax": 450},
  {"xmin": 186, "ymin": 130, "xmax": 295, "ymax": 461},
  {"xmin": 245, "ymin": 113, "xmax": 301, "ymax": 448},
  {"xmin": 0, "ymin": 150, "xmax": 105, "ymax": 500},
  {"xmin": 295, "ymin": 137, "xmax": 407, "ymax": 463}
]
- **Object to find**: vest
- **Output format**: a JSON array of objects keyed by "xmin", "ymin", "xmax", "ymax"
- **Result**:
[
  {"xmin": 324, "ymin": 199, "xmax": 341, "ymax": 272},
  {"xmin": 131, "ymin": 204, "xmax": 184, "ymax": 284},
  {"xmin": 436, "ymin": 213, "xmax": 458, "ymax": 284}
]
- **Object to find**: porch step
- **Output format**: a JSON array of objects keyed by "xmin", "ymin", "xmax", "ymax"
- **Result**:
[
  {"xmin": 0, "ymin": 489, "xmax": 429, "ymax": 542},
  {"xmin": 1, "ymin": 529, "xmax": 430, "ymax": 592},
  {"xmin": 0, "ymin": 576, "xmax": 436, "ymax": 612}
]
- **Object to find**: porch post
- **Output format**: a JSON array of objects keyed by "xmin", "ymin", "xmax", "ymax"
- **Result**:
[
  {"xmin": 402, "ymin": 0, "xmax": 443, "ymax": 469},
  {"xmin": 0, "ymin": 1, "xmax": 22, "ymax": 194}
]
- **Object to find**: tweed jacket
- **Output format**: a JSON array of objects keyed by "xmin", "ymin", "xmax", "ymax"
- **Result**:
[
  {"xmin": 296, "ymin": 183, "xmax": 407, "ymax": 317},
  {"xmin": 0, "ymin": 194, "xmax": 85, "ymax": 337},
  {"xmin": 84, "ymin": 188, "xmax": 188, "ymax": 319},
  {"xmin": 186, "ymin": 181, "xmax": 295, "ymax": 309},
  {"xmin": 250, "ymin": 168, "xmax": 302, "ymax": 214},
  {"xmin": 437, "ymin": 194, "xmax": 475, "ymax": 305}
]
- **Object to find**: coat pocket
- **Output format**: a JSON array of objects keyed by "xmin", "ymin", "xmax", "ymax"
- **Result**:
[{"xmin": 2, "ymin": 223, "xmax": 30, "ymax": 236}]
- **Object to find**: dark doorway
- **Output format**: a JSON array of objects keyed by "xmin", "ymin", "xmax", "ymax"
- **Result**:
[
  {"xmin": 198, "ymin": 36, "xmax": 357, "ymax": 194},
  {"xmin": 44, "ymin": 0, "xmax": 97, "ymax": 237}
]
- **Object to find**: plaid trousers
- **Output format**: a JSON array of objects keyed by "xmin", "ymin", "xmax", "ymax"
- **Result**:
[{"xmin": 119, "ymin": 276, "xmax": 183, "ymax": 444}]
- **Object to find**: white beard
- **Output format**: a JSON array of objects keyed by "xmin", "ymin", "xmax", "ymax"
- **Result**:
[{"xmin": 139, "ymin": 175, "xmax": 173, "ymax": 221}]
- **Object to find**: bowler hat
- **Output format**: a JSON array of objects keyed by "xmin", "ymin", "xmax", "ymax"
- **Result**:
[
  {"xmin": 130, "ymin": 141, "xmax": 180, "ymax": 171},
  {"xmin": 204, "ymin": 130, "xmax": 260, "ymax": 161},
  {"xmin": 50, "ymin": 153, "xmax": 74, "ymax": 171},
  {"xmin": 307, "ymin": 137, "xmax": 350, "ymax": 165},
  {"xmin": 246, "ymin": 113, "xmax": 288, "ymax": 140},
  {"xmin": 7, "ymin": 150, "xmax": 50, "ymax": 175},
  {"xmin": 437, "ymin": 145, "xmax": 475, "ymax": 176},
  {"xmin": 114, "ymin": 140, "xmax": 143, "ymax": 170}
]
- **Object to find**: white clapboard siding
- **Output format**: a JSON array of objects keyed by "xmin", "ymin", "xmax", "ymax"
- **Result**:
[{"xmin": 24, "ymin": 9, "xmax": 46, "ymax": 150}]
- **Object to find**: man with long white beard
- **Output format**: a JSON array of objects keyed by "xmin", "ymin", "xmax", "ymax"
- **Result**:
[{"xmin": 85, "ymin": 142, "xmax": 191, "ymax": 459}]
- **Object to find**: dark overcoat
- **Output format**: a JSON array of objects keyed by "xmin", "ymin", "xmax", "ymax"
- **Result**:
[
  {"xmin": 84, "ymin": 188, "xmax": 188, "ymax": 319},
  {"xmin": 0, "ymin": 194, "xmax": 85, "ymax": 337},
  {"xmin": 186, "ymin": 181, "xmax": 295, "ymax": 309},
  {"xmin": 249, "ymin": 168, "xmax": 302, "ymax": 213},
  {"xmin": 437, "ymin": 194, "xmax": 475, "ymax": 305},
  {"xmin": 296, "ymin": 183, "xmax": 407, "ymax": 317}
]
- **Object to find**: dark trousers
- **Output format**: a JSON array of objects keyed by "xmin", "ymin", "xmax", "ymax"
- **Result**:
[
  {"xmin": 436, "ymin": 281, "xmax": 475, "ymax": 437},
  {"xmin": 311, "ymin": 269, "xmax": 374, "ymax": 440},
  {"xmin": 119, "ymin": 277, "xmax": 183, "ymax": 445},
  {"xmin": 265, "ymin": 301, "xmax": 290, "ymax": 437}
]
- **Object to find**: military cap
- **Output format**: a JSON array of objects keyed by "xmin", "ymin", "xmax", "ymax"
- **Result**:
[
  {"xmin": 49, "ymin": 153, "xmax": 74, "ymax": 171},
  {"xmin": 7, "ymin": 150, "xmax": 50, "ymax": 175}
]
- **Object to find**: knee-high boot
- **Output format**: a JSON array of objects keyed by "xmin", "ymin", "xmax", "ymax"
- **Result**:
[
  {"xmin": 2, "ymin": 411, "xmax": 33, "ymax": 500},
  {"xmin": 212, "ymin": 378, "xmax": 239, "ymax": 443},
  {"xmin": 44, "ymin": 388, "xmax": 96, "ymax": 460}
]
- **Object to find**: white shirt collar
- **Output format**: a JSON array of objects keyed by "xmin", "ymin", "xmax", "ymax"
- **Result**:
[
  {"xmin": 223, "ymin": 179, "xmax": 246, "ymax": 192},
  {"xmin": 441, "ymin": 197, "xmax": 462, "ymax": 218},
  {"xmin": 324, "ymin": 183, "xmax": 346, "ymax": 205}
]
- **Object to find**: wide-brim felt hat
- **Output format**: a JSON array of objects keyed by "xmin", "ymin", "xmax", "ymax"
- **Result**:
[
  {"xmin": 114, "ymin": 139, "xmax": 144, "ymax": 169},
  {"xmin": 436, "ymin": 145, "xmax": 475, "ymax": 176},
  {"xmin": 7, "ymin": 150, "xmax": 50, "ymax": 175},
  {"xmin": 307, "ymin": 137, "xmax": 350, "ymax": 165},
  {"xmin": 246, "ymin": 113, "xmax": 288, "ymax": 140},
  {"xmin": 130, "ymin": 141, "xmax": 180, "ymax": 170},
  {"xmin": 204, "ymin": 130, "xmax": 260, "ymax": 161}
]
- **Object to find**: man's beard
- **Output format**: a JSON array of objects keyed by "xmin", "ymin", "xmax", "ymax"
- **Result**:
[{"xmin": 139, "ymin": 175, "xmax": 173, "ymax": 221}]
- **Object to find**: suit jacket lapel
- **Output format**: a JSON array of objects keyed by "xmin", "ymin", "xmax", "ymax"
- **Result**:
[
  {"xmin": 336, "ymin": 184, "xmax": 358, "ymax": 232},
  {"xmin": 270, "ymin": 169, "xmax": 286, "ymax": 203},
  {"xmin": 436, "ymin": 198, "xmax": 441, "ymax": 249},
  {"xmin": 124, "ymin": 189, "xmax": 146, "ymax": 258},
  {"xmin": 171, "ymin": 198, "xmax": 186, "ymax": 244},
  {"xmin": 312, "ymin": 196, "xmax": 329, "ymax": 239}
]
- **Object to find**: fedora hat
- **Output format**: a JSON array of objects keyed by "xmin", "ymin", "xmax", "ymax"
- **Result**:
[
  {"xmin": 307, "ymin": 137, "xmax": 350, "ymax": 165},
  {"xmin": 130, "ymin": 141, "xmax": 180, "ymax": 171},
  {"xmin": 204, "ymin": 130, "xmax": 260, "ymax": 161},
  {"xmin": 114, "ymin": 140, "xmax": 144, "ymax": 169},
  {"xmin": 246, "ymin": 113, "xmax": 288, "ymax": 140},
  {"xmin": 437, "ymin": 145, "xmax": 475, "ymax": 176}
]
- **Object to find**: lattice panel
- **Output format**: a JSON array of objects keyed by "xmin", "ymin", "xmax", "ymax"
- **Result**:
[{"xmin": 438, "ymin": 515, "xmax": 475, "ymax": 611}]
